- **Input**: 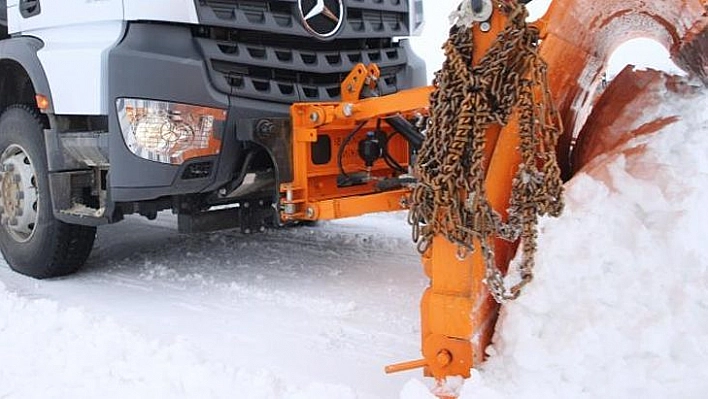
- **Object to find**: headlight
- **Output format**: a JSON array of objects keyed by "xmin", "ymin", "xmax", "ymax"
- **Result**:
[
  {"xmin": 116, "ymin": 99, "xmax": 227, "ymax": 165},
  {"xmin": 409, "ymin": 0, "xmax": 425, "ymax": 36}
]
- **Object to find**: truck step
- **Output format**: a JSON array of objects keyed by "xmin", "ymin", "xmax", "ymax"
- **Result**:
[{"xmin": 178, "ymin": 200, "xmax": 274, "ymax": 234}]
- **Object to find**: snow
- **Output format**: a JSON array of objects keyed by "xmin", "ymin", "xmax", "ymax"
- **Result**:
[
  {"xmin": 607, "ymin": 38, "xmax": 686, "ymax": 78},
  {"xmin": 398, "ymin": 82, "xmax": 708, "ymax": 399},
  {"xmin": 0, "ymin": 213, "xmax": 426, "ymax": 398},
  {"xmin": 2, "ymin": 1, "xmax": 708, "ymax": 398},
  {"xmin": 449, "ymin": 82, "xmax": 708, "ymax": 399}
]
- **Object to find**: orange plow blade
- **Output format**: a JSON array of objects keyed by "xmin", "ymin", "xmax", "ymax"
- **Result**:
[
  {"xmin": 387, "ymin": 0, "xmax": 708, "ymax": 397},
  {"xmin": 539, "ymin": 0, "xmax": 708, "ymax": 177}
]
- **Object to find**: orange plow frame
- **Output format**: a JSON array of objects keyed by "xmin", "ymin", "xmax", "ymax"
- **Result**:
[
  {"xmin": 281, "ymin": 71, "xmax": 432, "ymax": 222},
  {"xmin": 283, "ymin": 0, "xmax": 708, "ymax": 396}
]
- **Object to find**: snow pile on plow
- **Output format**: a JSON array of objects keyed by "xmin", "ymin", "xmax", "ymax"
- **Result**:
[{"xmin": 405, "ymin": 74, "xmax": 708, "ymax": 398}]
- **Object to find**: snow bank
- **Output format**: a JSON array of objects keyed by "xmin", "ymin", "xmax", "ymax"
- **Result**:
[
  {"xmin": 400, "ymin": 83, "xmax": 708, "ymax": 398},
  {"xmin": 0, "ymin": 281, "xmax": 359, "ymax": 399}
]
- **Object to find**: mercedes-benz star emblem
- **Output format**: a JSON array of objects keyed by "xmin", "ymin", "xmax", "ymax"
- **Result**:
[{"xmin": 298, "ymin": 0, "xmax": 344, "ymax": 39}]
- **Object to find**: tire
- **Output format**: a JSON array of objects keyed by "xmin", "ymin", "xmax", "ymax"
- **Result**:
[{"xmin": 0, "ymin": 105, "xmax": 96, "ymax": 278}]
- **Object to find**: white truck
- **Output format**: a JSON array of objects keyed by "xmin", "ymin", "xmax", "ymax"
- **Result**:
[{"xmin": 0, "ymin": 0, "xmax": 425, "ymax": 278}]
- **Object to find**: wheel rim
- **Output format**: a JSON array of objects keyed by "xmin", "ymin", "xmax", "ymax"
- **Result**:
[{"xmin": 0, "ymin": 144, "xmax": 39, "ymax": 243}]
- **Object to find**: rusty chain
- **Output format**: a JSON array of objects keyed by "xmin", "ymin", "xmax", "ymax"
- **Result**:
[{"xmin": 409, "ymin": 0, "xmax": 564, "ymax": 302}]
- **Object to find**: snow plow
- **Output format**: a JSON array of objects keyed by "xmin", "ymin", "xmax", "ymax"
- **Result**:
[{"xmin": 281, "ymin": 0, "xmax": 708, "ymax": 396}]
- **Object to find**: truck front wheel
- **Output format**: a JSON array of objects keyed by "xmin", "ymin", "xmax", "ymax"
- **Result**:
[{"xmin": 0, "ymin": 105, "xmax": 96, "ymax": 278}]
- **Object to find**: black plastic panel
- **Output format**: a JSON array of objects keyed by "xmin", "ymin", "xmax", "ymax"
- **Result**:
[
  {"xmin": 193, "ymin": 0, "xmax": 412, "ymax": 103},
  {"xmin": 0, "ymin": 37, "xmax": 55, "ymax": 113},
  {"xmin": 107, "ymin": 23, "xmax": 301, "ymax": 202},
  {"xmin": 1, "ymin": 1, "xmax": 7, "ymax": 27},
  {"xmin": 107, "ymin": 23, "xmax": 232, "ymax": 201}
]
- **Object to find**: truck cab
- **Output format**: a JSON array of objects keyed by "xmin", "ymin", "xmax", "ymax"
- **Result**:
[{"xmin": 0, "ymin": 0, "xmax": 425, "ymax": 278}]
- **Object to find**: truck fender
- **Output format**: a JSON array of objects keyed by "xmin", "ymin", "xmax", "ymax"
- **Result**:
[{"xmin": 0, "ymin": 36, "xmax": 54, "ymax": 114}]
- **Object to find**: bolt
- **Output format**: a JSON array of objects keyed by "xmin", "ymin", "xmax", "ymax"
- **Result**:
[
  {"xmin": 8, "ymin": 217, "xmax": 18, "ymax": 226},
  {"xmin": 15, "ymin": 208, "xmax": 22, "ymax": 217},
  {"xmin": 255, "ymin": 119, "xmax": 275, "ymax": 137},
  {"xmin": 342, "ymin": 103, "xmax": 354, "ymax": 117},
  {"xmin": 480, "ymin": 21, "xmax": 491, "ymax": 32},
  {"xmin": 3, "ymin": 164, "xmax": 14, "ymax": 173},
  {"xmin": 436, "ymin": 350, "xmax": 452, "ymax": 367},
  {"xmin": 243, "ymin": 228, "xmax": 251, "ymax": 234},
  {"xmin": 310, "ymin": 112, "xmax": 319, "ymax": 122},
  {"xmin": 219, "ymin": 188, "xmax": 227, "ymax": 196},
  {"xmin": 243, "ymin": 202, "xmax": 250, "ymax": 209},
  {"xmin": 258, "ymin": 200, "xmax": 265, "ymax": 206},
  {"xmin": 13, "ymin": 174, "xmax": 21, "ymax": 183},
  {"xmin": 306, "ymin": 207, "xmax": 315, "ymax": 218},
  {"xmin": 15, "ymin": 191, "xmax": 24, "ymax": 200},
  {"xmin": 259, "ymin": 226, "xmax": 266, "ymax": 233}
]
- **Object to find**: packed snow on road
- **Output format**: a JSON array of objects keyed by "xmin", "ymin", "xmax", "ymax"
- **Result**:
[{"xmin": 2, "ymin": 1, "xmax": 707, "ymax": 398}]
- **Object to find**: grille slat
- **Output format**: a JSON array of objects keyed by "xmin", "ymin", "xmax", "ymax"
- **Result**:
[
  {"xmin": 196, "ymin": 0, "xmax": 409, "ymax": 38},
  {"xmin": 199, "ymin": 39, "xmax": 405, "ymax": 76},
  {"xmin": 194, "ymin": 0, "xmax": 411, "ymax": 103},
  {"xmin": 349, "ymin": 0, "xmax": 407, "ymax": 13}
]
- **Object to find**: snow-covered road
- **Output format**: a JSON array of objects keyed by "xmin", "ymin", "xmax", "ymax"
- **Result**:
[{"xmin": 0, "ymin": 211, "xmax": 430, "ymax": 398}]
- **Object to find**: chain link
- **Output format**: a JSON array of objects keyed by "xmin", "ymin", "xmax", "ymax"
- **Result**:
[{"xmin": 409, "ymin": 0, "xmax": 564, "ymax": 303}]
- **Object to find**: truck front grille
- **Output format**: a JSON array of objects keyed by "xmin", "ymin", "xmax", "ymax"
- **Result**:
[{"xmin": 193, "ymin": 0, "xmax": 411, "ymax": 103}]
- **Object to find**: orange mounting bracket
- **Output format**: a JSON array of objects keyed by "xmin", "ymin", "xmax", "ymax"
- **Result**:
[
  {"xmin": 341, "ymin": 63, "xmax": 381, "ymax": 103},
  {"xmin": 281, "ymin": 64, "xmax": 432, "ymax": 224}
]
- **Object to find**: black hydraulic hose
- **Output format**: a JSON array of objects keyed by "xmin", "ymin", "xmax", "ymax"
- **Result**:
[
  {"xmin": 372, "ymin": 118, "xmax": 404, "ymax": 173},
  {"xmin": 383, "ymin": 115, "xmax": 424, "ymax": 151},
  {"xmin": 381, "ymin": 131, "xmax": 407, "ymax": 173},
  {"xmin": 223, "ymin": 150, "xmax": 257, "ymax": 195},
  {"xmin": 337, "ymin": 120, "xmax": 368, "ymax": 179}
]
